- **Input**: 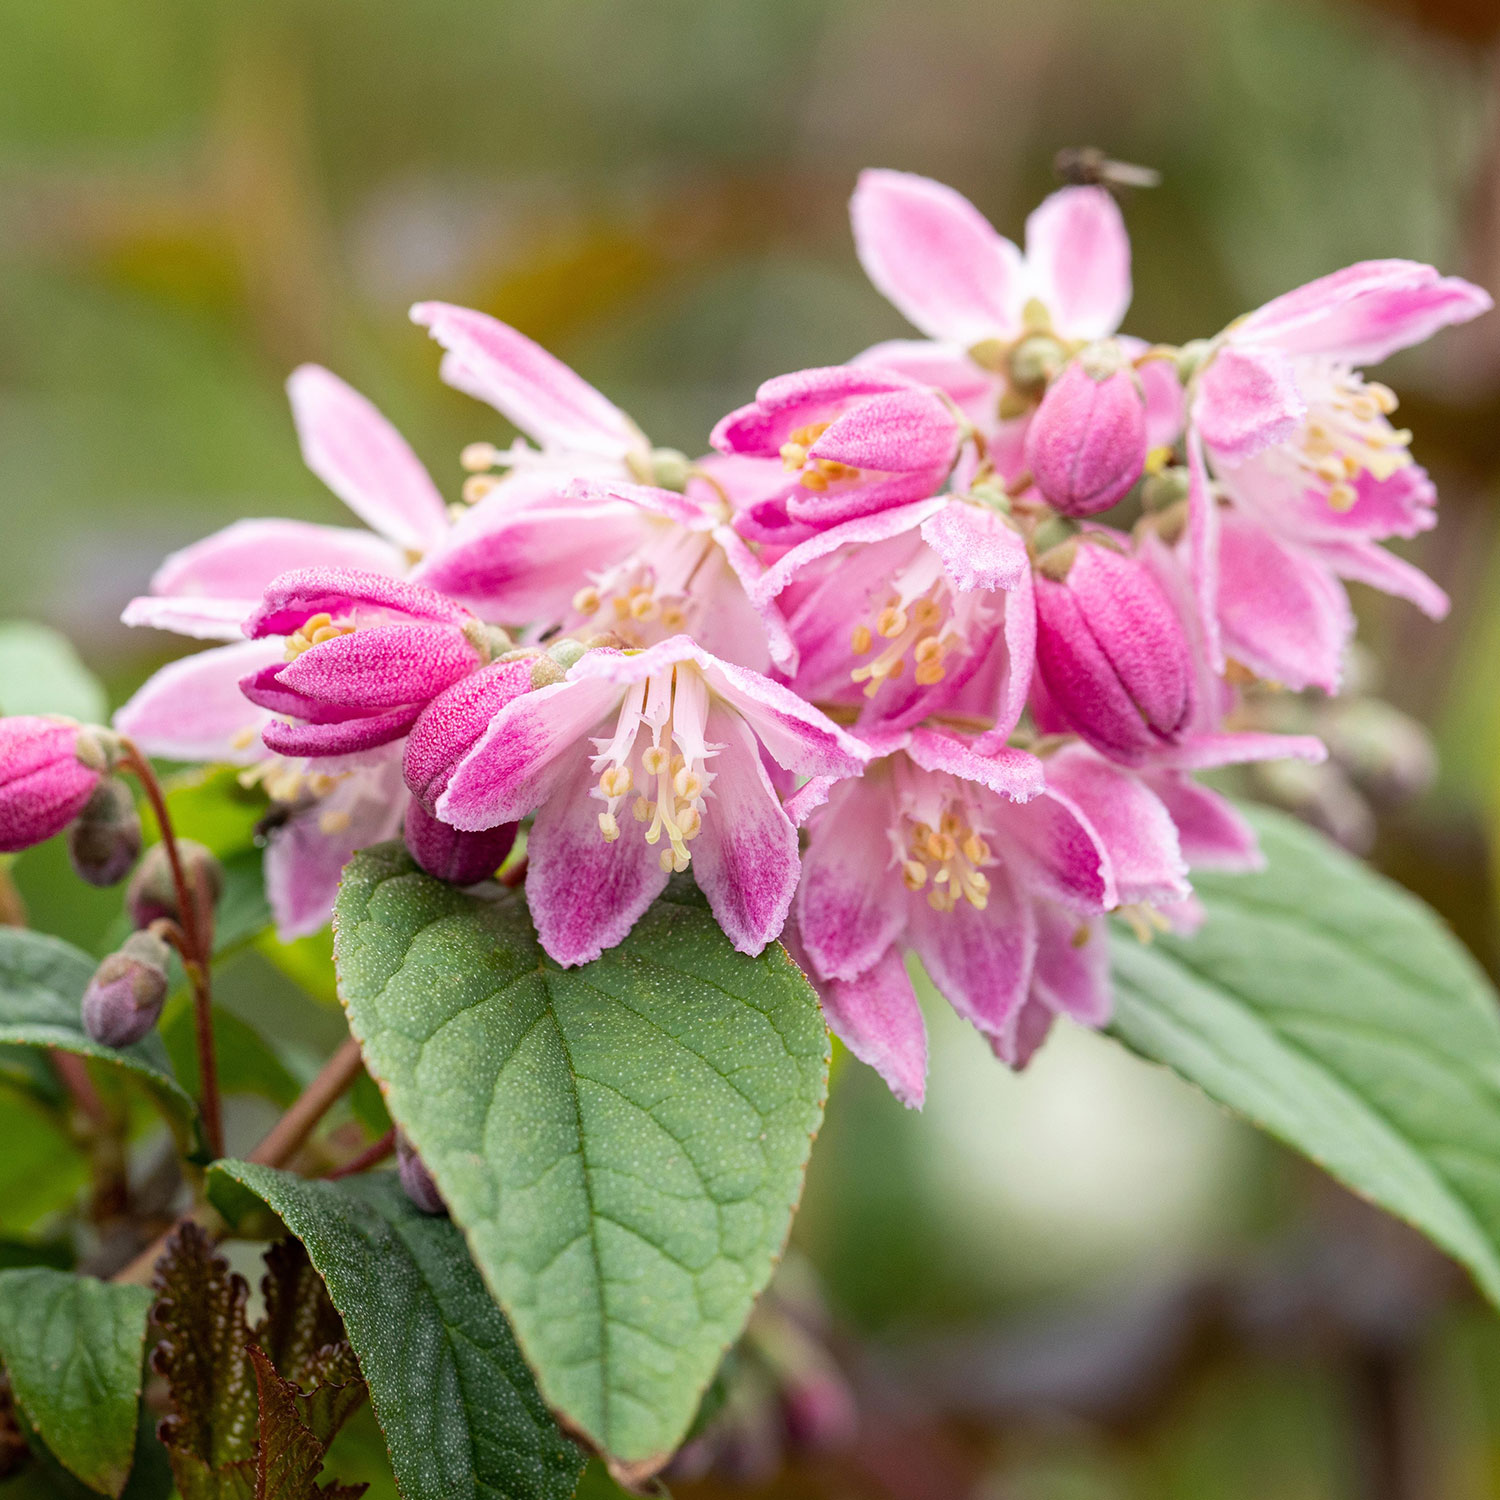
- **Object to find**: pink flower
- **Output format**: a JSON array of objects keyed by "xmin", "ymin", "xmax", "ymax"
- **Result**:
[
  {"xmin": 239, "ymin": 568, "xmax": 499, "ymax": 759},
  {"xmin": 793, "ymin": 730, "xmax": 1189, "ymax": 1105},
  {"xmin": 1186, "ymin": 260, "xmax": 1491, "ymax": 683},
  {"xmin": 432, "ymin": 637, "xmax": 869, "ymax": 966},
  {"xmin": 122, "ymin": 366, "xmax": 448, "ymax": 641},
  {"xmin": 757, "ymin": 497, "xmax": 1035, "ymax": 736},
  {"xmin": 1023, "ymin": 347, "xmax": 1148, "ymax": 516},
  {"xmin": 114, "ymin": 643, "xmax": 409, "ymax": 939},
  {"xmin": 415, "ymin": 478, "xmax": 792, "ymax": 674},
  {"xmin": 0, "ymin": 717, "xmax": 105, "ymax": 853},
  {"xmin": 710, "ymin": 365, "xmax": 964, "ymax": 539}
]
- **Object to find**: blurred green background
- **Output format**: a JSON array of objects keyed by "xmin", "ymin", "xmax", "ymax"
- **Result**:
[{"xmin": 6, "ymin": 0, "xmax": 1500, "ymax": 1495}]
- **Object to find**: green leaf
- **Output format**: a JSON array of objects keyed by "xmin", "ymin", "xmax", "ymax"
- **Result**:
[
  {"xmin": 0, "ymin": 928, "xmax": 198, "ymax": 1148},
  {"xmin": 332, "ymin": 845, "xmax": 830, "ymax": 1476},
  {"xmin": 0, "ymin": 623, "xmax": 106, "ymax": 724},
  {"xmin": 0, "ymin": 1090, "xmax": 86, "ymax": 1236},
  {"xmin": 207, "ymin": 1162, "xmax": 585, "ymax": 1500},
  {"xmin": 1109, "ymin": 802, "xmax": 1500, "ymax": 1309},
  {"xmin": 0, "ymin": 1270, "xmax": 153, "ymax": 1497}
]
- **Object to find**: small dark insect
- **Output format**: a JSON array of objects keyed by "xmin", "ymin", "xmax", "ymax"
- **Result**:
[{"xmin": 1054, "ymin": 147, "xmax": 1161, "ymax": 191}]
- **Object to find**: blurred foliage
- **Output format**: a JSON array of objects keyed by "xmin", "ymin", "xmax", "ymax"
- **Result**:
[{"xmin": 3, "ymin": 0, "xmax": 1500, "ymax": 1494}]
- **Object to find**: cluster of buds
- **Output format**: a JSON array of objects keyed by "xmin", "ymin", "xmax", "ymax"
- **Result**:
[{"xmin": 94, "ymin": 164, "xmax": 1485, "ymax": 1106}]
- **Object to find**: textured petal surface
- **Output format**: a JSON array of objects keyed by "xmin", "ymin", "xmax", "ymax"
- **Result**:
[
  {"xmin": 114, "ymin": 639, "xmax": 279, "ymax": 763},
  {"xmin": 815, "ymin": 944, "xmax": 927, "ymax": 1109},
  {"xmin": 1194, "ymin": 346, "xmax": 1305, "ymax": 465},
  {"xmin": 402, "ymin": 656, "xmax": 537, "ymax": 808},
  {"xmin": 276, "ymin": 623, "xmax": 478, "ymax": 709},
  {"xmin": 287, "ymin": 365, "xmax": 449, "ymax": 552},
  {"xmin": 850, "ymin": 169, "xmax": 1024, "ymax": 344},
  {"xmin": 919, "ymin": 501, "xmax": 1028, "ymax": 592},
  {"xmin": 1142, "ymin": 771, "xmax": 1264, "ymax": 872},
  {"xmin": 1024, "ymin": 186, "xmax": 1132, "ymax": 340},
  {"xmin": 412, "ymin": 301, "xmax": 644, "ymax": 458},
  {"xmin": 1028, "ymin": 905, "xmax": 1111, "ymax": 1027},
  {"xmin": 245, "ymin": 567, "xmax": 470, "ymax": 638}
]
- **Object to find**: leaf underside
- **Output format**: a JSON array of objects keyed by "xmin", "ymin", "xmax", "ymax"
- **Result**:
[
  {"xmin": 331, "ymin": 845, "xmax": 830, "ymax": 1474},
  {"xmin": 1109, "ymin": 802, "xmax": 1500, "ymax": 1308}
]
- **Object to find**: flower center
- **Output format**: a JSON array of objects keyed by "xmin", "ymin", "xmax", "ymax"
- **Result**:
[
  {"xmin": 1294, "ymin": 370, "xmax": 1410, "ymax": 511},
  {"xmin": 893, "ymin": 798, "xmax": 993, "ymax": 914},
  {"xmin": 282, "ymin": 612, "xmax": 354, "ymax": 663},
  {"xmin": 569, "ymin": 528, "xmax": 717, "ymax": 646},
  {"xmin": 779, "ymin": 422, "xmax": 862, "ymax": 493},
  {"xmin": 590, "ymin": 666, "xmax": 720, "ymax": 873},
  {"xmin": 236, "ymin": 753, "xmax": 343, "ymax": 809},
  {"xmin": 849, "ymin": 551, "xmax": 960, "ymax": 695}
]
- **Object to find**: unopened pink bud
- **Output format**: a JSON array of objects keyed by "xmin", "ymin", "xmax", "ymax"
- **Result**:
[
  {"xmin": 1034, "ymin": 539, "xmax": 1195, "ymax": 764},
  {"xmin": 403, "ymin": 656, "xmax": 537, "ymax": 810},
  {"xmin": 126, "ymin": 839, "xmax": 223, "ymax": 939},
  {"xmin": 404, "ymin": 800, "xmax": 516, "ymax": 885},
  {"xmin": 0, "ymin": 716, "xmax": 103, "ymax": 853},
  {"xmin": 1024, "ymin": 345, "xmax": 1148, "ymax": 518},
  {"xmin": 82, "ymin": 930, "xmax": 171, "ymax": 1047},
  {"xmin": 396, "ymin": 1132, "xmax": 446, "ymax": 1215}
]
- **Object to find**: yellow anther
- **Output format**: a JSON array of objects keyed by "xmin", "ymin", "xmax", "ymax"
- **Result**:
[
  {"xmin": 962, "ymin": 834, "xmax": 990, "ymax": 864},
  {"xmin": 598, "ymin": 811, "xmax": 620, "ymax": 842},
  {"xmin": 914, "ymin": 635, "xmax": 944, "ymax": 664},
  {"xmin": 1368, "ymin": 382, "xmax": 1398, "ymax": 414},
  {"xmin": 678, "ymin": 805, "xmax": 702, "ymax": 839},
  {"xmin": 902, "ymin": 860, "xmax": 928, "ymax": 891},
  {"xmin": 790, "ymin": 422, "xmax": 830, "ymax": 446},
  {"xmin": 1071, "ymin": 924, "xmax": 1092, "ymax": 948},
  {"xmin": 310, "ymin": 624, "xmax": 345, "ymax": 645},
  {"xmin": 928, "ymin": 888, "xmax": 956, "ymax": 912},
  {"xmin": 641, "ymin": 745, "xmax": 669, "ymax": 776},
  {"xmin": 599, "ymin": 765, "xmax": 633, "ymax": 798},
  {"xmin": 460, "ymin": 441, "xmax": 498, "ymax": 472},
  {"xmin": 661, "ymin": 606, "xmax": 686, "ymax": 629},
  {"xmin": 573, "ymin": 586, "xmax": 602, "ymax": 614},
  {"xmin": 912, "ymin": 599, "xmax": 942, "ymax": 628},
  {"xmin": 851, "ymin": 624, "xmax": 873, "ymax": 654},
  {"xmin": 630, "ymin": 593, "xmax": 660, "ymax": 621},
  {"xmin": 462, "ymin": 475, "xmax": 498, "ymax": 505},
  {"xmin": 318, "ymin": 809, "xmax": 352, "ymax": 835},
  {"xmin": 779, "ymin": 441, "xmax": 808, "ymax": 471},
  {"xmin": 633, "ymin": 796, "xmax": 652, "ymax": 822},
  {"xmin": 1144, "ymin": 445, "xmax": 1173, "ymax": 476},
  {"xmin": 612, "ymin": 596, "xmax": 632, "ymax": 619},
  {"xmin": 798, "ymin": 469, "xmax": 829, "ymax": 492},
  {"xmin": 929, "ymin": 832, "xmax": 957, "ymax": 862},
  {"xmin": 1327, "ymin": 482, "xmax": 1357, "ymax": 513},
  {"xmin": 673, "ymin": 768, "xmax": 703, "ymax": 800},
  {"xmin": 876, "ymin": 606, "xmax": 907, "ymax": 639},
  {"xmin": 230, "ymin": 726, "xmax": 258, "ymax": 751},
  {"xmin": 914, "ymin": 661, "xmax": 946, "ymax": 686}
]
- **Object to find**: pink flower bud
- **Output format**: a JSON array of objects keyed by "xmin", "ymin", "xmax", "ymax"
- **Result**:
[
  {"xmin": 396, "ymin": 1132, "xmax": 446, "ymax": 1215},
  {"xmin": 1024, "ymin": 346, "xmax": 1148, "ymax": 518},
  {"xmin": 404, "ymin": 800, "xmax": 516, "ymax": 885},
  {"xmin": 82, "ymin": 930, "xmax": 171, "ymax": 1047},
  {"xmin": 403, "ymin": 656, "xmax": 537, "ymax": 810},
  {"xmin": 0, "ymin": 716, "xmax": 103, "ymax": 853},
  {"xmin": 67, "ymin": 778, "xmax": 142, "ymax": 887},
  {"xmin": 1033, "ymin": 540, "xmax": 1195, "ymax": 765}
]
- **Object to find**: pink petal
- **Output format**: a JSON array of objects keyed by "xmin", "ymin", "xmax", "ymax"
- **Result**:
[
  {"xmin": 1194, "ymin": 347, "xmax": 1306, "ymax": 466},
  {"xmin": 807, "ymin": 387, "xmax": 958, "ymax": 474},
  {"xmin": 1024, "ymin": 186, "xmax": 1131, "ymax": 340},
  {"xmin": 1153, "ymin": 730, "xmax": 1327, "ymax": 772},
  {"xmin": 245, "ymin": 567, "xmax": 470, "ymax": 639},
  {"xmin": 1217, "ymin": 510, "xmax": 1353, "ymax": 693},
  {"xmin": 525, "ymin": 749, "xmax": 669, "ymax": 966},
  {"xmin": 436, "ymin": 675, "xmax": 623, "ymax": 831},
  {"xmin": 850, "ymin": 169, "xmax": 1025, "ymax": 344},
  {"xmin": 276, "ymin": 623, "xmax": 478, "ymax": 709},
  {"xmin": 712, "ymin": 525, "xmax": 798, "ymax": 674},
  {"xmin": 265, "ymin": 758, "xmax": 407, "ymax": 940},
  {"xmin": 413, "ymin": 497, "xmax": 650, "ymax": 621},
  {"xmin": 1118, "ymin": 337, "xmax": 1185, "ymax": 450},
  {"xmin": 287, "ymin": 366, "xmax": 449, "ymax": 553},
  {"xmin": 998, "ymin": 788, "xmax": 1112, "ymax": 913},
  {"xmin": 411, "ymin": 302, "xmax": 644, "ymax": 459},
  {"xmin": 121, "ymin": 595, "xmax": 259, "ymax": 641},
  {"xmin": 851, "ymin": 339, "xmax": 1001, "ymax": 425},
  {"xmin": 564, "ymin": 477, "xmax": 719, "ymax": 530},
  {"xmin": 710, "ymin": 366, "xmax": 915, "ymax": 456},
  {"xmin": 147, "ymin": 518, "xmax": 404, "ymax": 603},
  {"xmin": 908, "ymin": 859, "xmax": 1036, "ymax": 1039},
  {"xmin": 1315, "ymin": 537, "xmax": 1450, "ymax": 620},
  {"xmin": 812, "ymin": 943, "xmax": 927, "ymax": 1110},
  {"xmin": 689, "ymin": 704, "xmax": 802, "ymax": 955},
  {"xmin": 905, "ymin": 726, "xmax": 1042, "ymax": 802},
  {"xmin": 991, "ymin": 996, "xmax": 1057, "ymax": 1070},
  {"xmin": 1187, "ymin": 429, "xmax": 1224, "ymax": 673},
  {"xmin": 262, "ymin": 705, "xmax": 423, "ymax": 759},
  {"xmin": 1040, "ymin": 745, "xmax": 1189, "ymax": 907},
  {"xmin": 753, "ymin": 497, "xmax": 948, "ymax": 603},
  {"xmin": 114, "ymin": 640, "xmax": 280, "ymax": 763},
  {"xmin": 1141, "ymin": 772, "xmax": 1263, "ymax": 872},
  {"xmin": 919, "ymin": 500, "xmax": 1028, "ymax": 592},
  {"xmin": 1028, "ymin": 905, "xmax": 1111, "ymax": 1027},
  {"xmin": 1233, "ymin": 260, "xmax": 1493, "ymax": 366},
  {"xmin": 796, "ymin": 772, "xmax": 906, "ymax": 982}
]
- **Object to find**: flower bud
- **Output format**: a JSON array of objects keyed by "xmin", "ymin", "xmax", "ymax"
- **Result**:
[
  {"xmin": 1033, "ymin": 539, "xmax": 1196, "ymax": 765},
  {"xmin": 66, "ymin": 777, "xmax": 142, "ymax": 887},
  {"xmin": 1024, "ymin": 344, "xmax": 1148, "ymax": 518},
  {"xmin": 404, "ymin": 800, "xmax": 516, "ymax": 885},
  {"xmin": 82, "ymin": 930, "xmax": 171, "ymax": 1047},
  {"xmin": 0, "ymin": 716, "xmax": 103, "ymax": 854},
  {"xmin": 126, "ymin": 839, "xmax": 223, "ymax": 939},
  {"xmin": 396, "ymin": 1133, "xmax": 446, "ymax": 1215}
]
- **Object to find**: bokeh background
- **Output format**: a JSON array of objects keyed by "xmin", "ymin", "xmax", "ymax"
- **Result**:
[{"xmin": 5, "ymin": 0, "xmax": 1500, "ymax": 1495}]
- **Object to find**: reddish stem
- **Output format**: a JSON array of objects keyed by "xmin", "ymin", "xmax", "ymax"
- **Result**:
[
  {"xmin": 248, "ymin": 1036, "xmax": 366, "ymax": 1169},
  {"xmin": 324, "ymin": 1126, "xmax": 396, "ymax": 1180},
  {"xmin": 119, "ymin": 740, "xmax": 224, "ymax": 1159}
]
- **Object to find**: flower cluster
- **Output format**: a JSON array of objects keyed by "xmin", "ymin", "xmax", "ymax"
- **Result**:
[{"xmin": 86, "ymin": 169, "xmax": 1486, "ymax": 1106}]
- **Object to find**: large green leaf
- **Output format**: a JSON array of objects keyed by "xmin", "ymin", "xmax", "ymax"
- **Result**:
[
  {"xmin": 0, "ymin": 1270, "xmax": 153, "ymax": 1497},
  {"xmin": 0, "ymin": 622, "xmax": 106, "ymax": 724},
  {"xmin": 208, "ymin": 1162, "xmax": 585, "ymax": 1500},
  {"xmin": 0, "ymin": 928, "xmax": 198, "ymax": 1146},
  {"xmin": 332, "ymin": 846, "xmax": 829, "ymax": 1476},
  {"xmin": 1109, "ymin": 802, "xmax": 1500, "ymax": 1307}
]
